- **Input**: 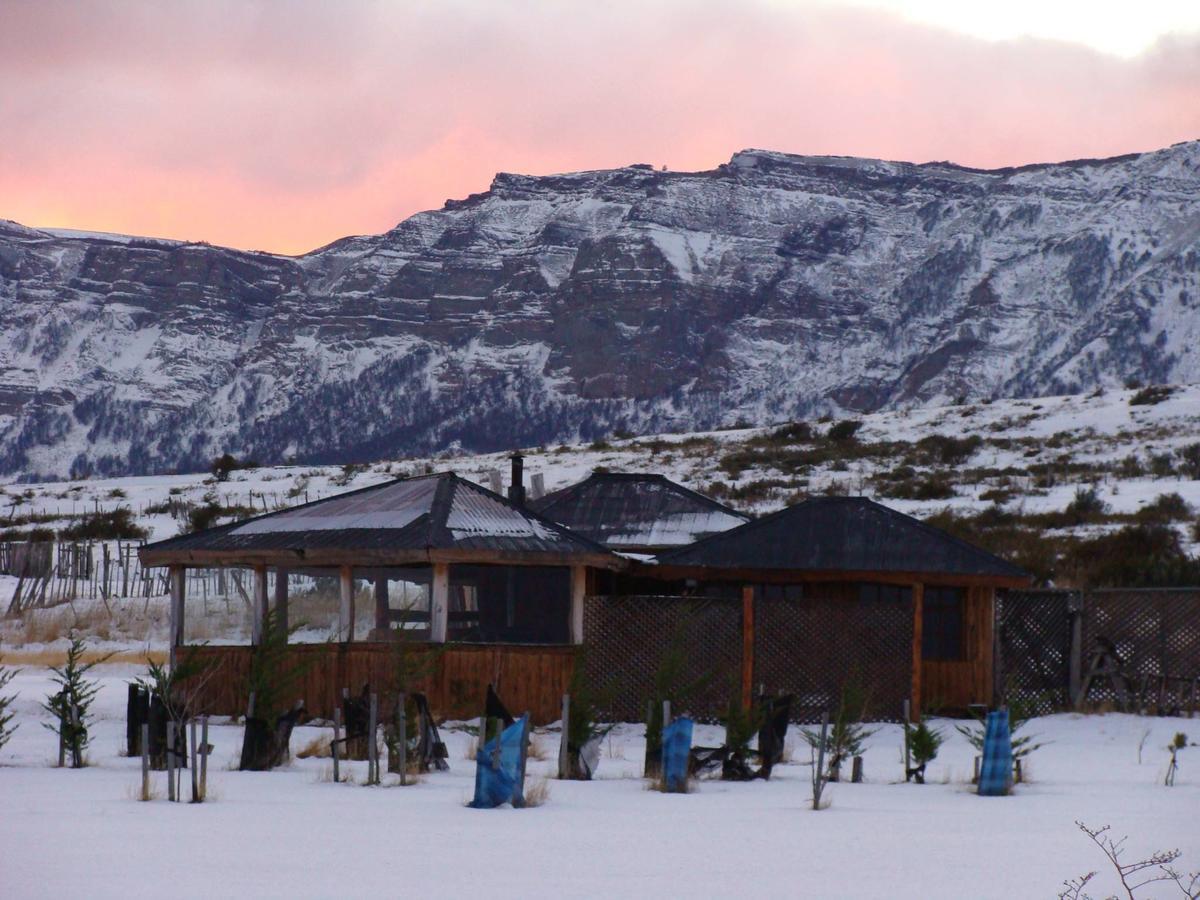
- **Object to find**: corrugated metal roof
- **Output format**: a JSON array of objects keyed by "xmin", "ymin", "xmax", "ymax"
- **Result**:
[
  {"xmin": 655, "ymin": 496, "xmax": 1028, "ymax": 580},
  {"xmin": 142, "ymin": 473, "xmax": 615, "ymax": 561},
  {"xmin": 532, "ymin": 473, "xmax": 750, "ymax": 550}
]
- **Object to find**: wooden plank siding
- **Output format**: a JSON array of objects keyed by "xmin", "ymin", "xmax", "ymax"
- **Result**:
[
  {"xmin": 180, "ymin": 642, "xmax": 577, "ymax": 725},
  {"xmin": 920, "ymin": 585, "xmax": 994, "ymax": 712}
]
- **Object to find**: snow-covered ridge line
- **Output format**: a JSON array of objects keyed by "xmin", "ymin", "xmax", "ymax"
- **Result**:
[{"xmin": 2, "ymin": 139, "xmax": 1199, "ymax": 479}]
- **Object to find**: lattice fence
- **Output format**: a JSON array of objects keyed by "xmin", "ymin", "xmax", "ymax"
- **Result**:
[
  {"xmin": 997, "ymin": 589, "xmax": 1077, "ymax": 715},
  {"xmin": 1080, "ymin": 589, "xmax": 1200, "ymax": 712},
  {"xmin": 583, "ymin": 594, "xmax": 742, "ymax": 723},
  {"xmin": 756, "ymin": 591, "xmax": 913, "ymax": 723}
]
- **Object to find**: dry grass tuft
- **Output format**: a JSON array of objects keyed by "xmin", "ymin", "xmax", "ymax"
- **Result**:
[
  {"xmin": 526, "ymin": 737, "xmax": 550, "ymax": 762},
  {"xmin": 126, "ymin": 779, "xmax": 163, "ymax": 802},
  {"xmin": 522, "ymin": 776, "xmax": 551, "ymax": 807},
  {"xmin": 295, "ymin": 735, "xmax": 332, "ymax": 759}
]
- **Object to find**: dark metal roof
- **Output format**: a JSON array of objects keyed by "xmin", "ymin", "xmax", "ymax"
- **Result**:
[
  {"xmin": 531, "ymin": 472, "xmax": 751, "ymax": 551},
  {"xmin": 655, "ymin": 496, "xmax": 1028, "ymax": 580},
  {"xmin": 141, "ymin": 472, "xmax": 619, "ymax": 565}
]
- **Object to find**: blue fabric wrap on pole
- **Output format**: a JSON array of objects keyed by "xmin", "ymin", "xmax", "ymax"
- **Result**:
[
  {"xmin": 662, "ymin": 716, "xmax": 694, "ymax": 792},
  {"xmin": 978, "ymin": 709, "xmax": 1013, "ymax": 796},
  {"xmin": 470, "ymin": 714, "xmax": 528, "ymax": 808}
]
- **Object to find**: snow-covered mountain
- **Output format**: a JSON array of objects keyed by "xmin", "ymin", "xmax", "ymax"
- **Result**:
[{"xmin": 2, "ymin": 141, "xmax": 1199, "ymax": 479}]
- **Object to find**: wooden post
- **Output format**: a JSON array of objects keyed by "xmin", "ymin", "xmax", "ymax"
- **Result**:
[
  {"xmin": 57, "ymin": 705, "xmax": 66, "ymax": 768},
  {"xmin": 902, "ymin": 699, "xmax": 911, "ymax": 777},
  {"xmin": 812, "ymin": 708, "xmax": 829, "ymax": 810},
  {"xmin": 1068, "ymin": 607, "xmax": 1083, "ymax": 708},
  {"xmin": 140, "ymin": 723, "xmax": 150, "ymax": 801},
  {"xmin": 200, "ymin": 716, "xmax": 209, "ymax": 800},
  {"xmin": 398, "ymin": 694, "xmax": 407, "ymax": 786},
  {"xmin": 252, "ymin": 566, "xmax": 268, "ymax": 645},
  {"xmin": 339, "ymin": 566, "xmax": 354, "ymax": 642},
  {"xmin": 367, "ymin": 692, "xmax": 379, "ymax": 785},
  {"xmin": 851, "ymin": 755, "xmax": 863, "ymax": 784},
  {"xmin": 569, "ymin": 566, "xmax": 586, "ymax": 645},
  {"xmin": 332, "ymin": 707, "xmax": 342, "ymax": 784},
  {"xmin": 558, "ymin": 694, "xmax": 571, "ymax": 780},
  {"xmin": 169, "ymin": 565, "xmax": 185, "ymax": 669},
  {"xmin": 515, "ymin": 714, "xmax": 531, "ymax": 807},
  {"xmin": 910, "ymin": 583, "xmax": 924, "ymax": 719},
  {"xmin": 430, "ymin": 562, "xmax": 449, "ymax": 643},
  {"xmin": 374, "ymin": 577, "xmax": 389, "ymax": 636},
  {"xmin": 274, "ymin": 568, "xmax": 289, "ymax": 638},
  {"xmin": 69, "ymin": 702, "xmax": 82, "ymax": 768},
  {"xmin": 189, "ymin": 718, "xmax": 199, "ymax": 802},
  {"xmin": 661, "ymin": 699, "xmax": 671, "ymax": 789},
  {"xmin": 166, "ymin": 722, "xmax": 176, "ymax": 802},
  {"xmin": 741, "ymin": 585, "xmax": 754, "ymax": 711}
]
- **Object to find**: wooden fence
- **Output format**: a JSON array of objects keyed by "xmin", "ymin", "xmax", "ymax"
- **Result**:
[
  {"xmin": 2, "ymin": 540, "xmax": 170, "ymax": 616},
  {"xmin": 999, "ymin": 587, "xmax": 1200, "ymax": 716},
  {"xmin": 181, "ymin": 642, "xmax": 577, "ymax": 725}
]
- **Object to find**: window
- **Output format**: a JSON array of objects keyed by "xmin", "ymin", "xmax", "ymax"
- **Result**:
[
  {"xmin": 857, "ymin": 582, "xmax": 913, "ymax": 605},
  {"xmin": 922, "ymin": 587, "xmax": 965, "ymax": 661}
]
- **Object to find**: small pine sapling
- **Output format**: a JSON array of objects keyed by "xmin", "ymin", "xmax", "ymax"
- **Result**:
[
  {"xmin": 41, "ymin": 636, "xmax": 111, "ymax": 768},
  {"xmin": 955, "ymin": 695, "xmax": 1046, "ymax": 782},
  {"xmin": 802, "ymin": 680, "xmax": 874, "ymax": 782},
  {"xmin": 905, "ymin": 716, "xmax": 944, "ymax": 784},
  {"xmin": 719, "ymin": 692, "xmax": 762, "ymax": 781},
  {"xmin": 643, "ymin": 623, "xmax": 714, "ymax": 778},
  {"xmin": 240, "ymin": 608, "xmax": 310, "ymax": 771},
  {"xmin": 0, "ymin": 650, "xmax": 19, "ymax": 754},
  {"xmin": 564, "ymin": 646, "xmax": 615, "ymax": 780},
  {"xmin": 384, "ymin": 607, "xmax": 444, "ymax": 775}
]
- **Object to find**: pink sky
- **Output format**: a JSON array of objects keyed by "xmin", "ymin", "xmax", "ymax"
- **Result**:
[{"xmin": 2, "ymin": 0, "xmax": 1197, "ymax": 254}]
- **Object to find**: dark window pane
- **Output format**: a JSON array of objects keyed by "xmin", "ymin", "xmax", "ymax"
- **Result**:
[{"xmin": 922, "ymin": 587, "xmax": 964, "ymax": 661}]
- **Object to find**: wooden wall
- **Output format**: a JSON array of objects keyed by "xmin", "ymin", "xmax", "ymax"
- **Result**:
[
  {"xmin": 920, "ymin": 585, "xmax": 994, "ymax": 712},
  {"xmin": 181, "ymin": 642, "xmax": 576, "ymax": 725}
]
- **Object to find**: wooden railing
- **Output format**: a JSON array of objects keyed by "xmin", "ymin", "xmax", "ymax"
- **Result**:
[{"xmin": 181, "ymin": 641, "xmax": 578, "ymax": 725}]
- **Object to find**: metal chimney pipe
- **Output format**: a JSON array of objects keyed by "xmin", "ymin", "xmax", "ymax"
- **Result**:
[{"xmin": 507, "ymin": 453, "xmax": 526, "ymax": 506}]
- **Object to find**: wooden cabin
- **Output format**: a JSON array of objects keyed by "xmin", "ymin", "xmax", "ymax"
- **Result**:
[
  {"xmin": 142, "ymin": 460, "xmax": 1029, "ymax": 724},
  {"xmin": 138, "ymin": 468, "xmax": 624, "ymax": 723},
  {"xmin": 644, "ymin": 496, "xmax": 1032, "ymax": 715}
]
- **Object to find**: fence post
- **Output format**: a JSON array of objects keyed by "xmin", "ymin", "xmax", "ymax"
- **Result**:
[
  {"xmin": 189, "ymin": 718, "xmax": 199, "ymax": 802},
  {"xmin": 166, "ymin": 722, "xmax": 176, "ymax": 802},
  {"xmin": 558, "ymin": 694, "xmax": 570, "ymax": 780},
  {"xmin": 200, "ymin": 716, "xmax": 209, "ymax": 800},
  {"xmin": 69, "ymin": 702, "xmax": 82, "ymax": 768},
  {"xmin": 398, "ymin": 694, "xmax": 407, "ymax": 786},
  {"xmin": 332, "ymin": 707, "xmax": 341, "ymax": 784},
  {"xmin": 141, "ymin": 723, "xmax": 150, "ymax": 801},
  {"xmin": 367, "ymin": 692, "xmax": 378, "ymax": 785},
  {"xmin": 1068, "ymin": 594, "xmax": 1084, "ymax": 708}
]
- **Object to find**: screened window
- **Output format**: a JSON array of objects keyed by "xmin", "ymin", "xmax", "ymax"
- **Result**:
[{"xmin": 922, "ymin": 587, "xmax": 965, "ymax": 661}]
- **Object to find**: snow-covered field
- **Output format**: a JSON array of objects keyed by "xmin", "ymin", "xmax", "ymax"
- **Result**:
[{"xmin": 1, "ymin": 666, "xmax": 1197, "ymax": 899}]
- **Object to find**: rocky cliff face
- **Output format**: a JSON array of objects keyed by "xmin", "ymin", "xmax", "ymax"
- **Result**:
[{"xmin": 2, "ymin": 141, "xmax": 1199, "ymax": 479}]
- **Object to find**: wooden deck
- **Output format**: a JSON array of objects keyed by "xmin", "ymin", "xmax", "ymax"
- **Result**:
[{"xmin": 181, "ymin": 642, "xmax": 577, "ymax": 725}]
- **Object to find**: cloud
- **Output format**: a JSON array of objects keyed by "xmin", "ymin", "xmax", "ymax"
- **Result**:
[{"xmin": 1, "ymin": 0, "xmax": 1196, "ymax": 253}]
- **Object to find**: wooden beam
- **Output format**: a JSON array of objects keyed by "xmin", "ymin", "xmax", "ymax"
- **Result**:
[
  {"xmin": 911, "ymin": 582, "xmax": 924, "ymax": 721},
  {"xmin": 374, "ymin": 577, "xmax": 389, "ymax": 635},
  {"xmin": 252, "ymin": 566, "xmax": 268, "ymax": 645},
  {"xmin": 569, "ymin": 565, "xmax": 586, "ymax": 645},
  {"xmin": 339, "ymin": 565, "xmax": 354, "ymax": 643},
  {"xmin": 741, "ymin": 585, "xmax": 754, "ymax": 710},
  {"xmin": 430, "ymin": 563, "xmax": 449, "ymax": 643},
  {"xmin": 169, "ymin": 565, "xmax": 185, "ymax": 668},
  {"xmin": 274, "ymin": 567, "xmax": 289, "ymax": 638},
  {"xmin": 646, "ymin": 564, "xmax": 1031, "ymax": 590}
]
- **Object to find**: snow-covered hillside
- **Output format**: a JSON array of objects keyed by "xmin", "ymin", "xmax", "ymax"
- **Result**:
[
  {"xmin": 2, "ymin": 140, "xmax": 1199, "ymax": 479},
  {"xmin": 4, "ymin": 383, "xmax": 1198, "ymax": 552}
]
